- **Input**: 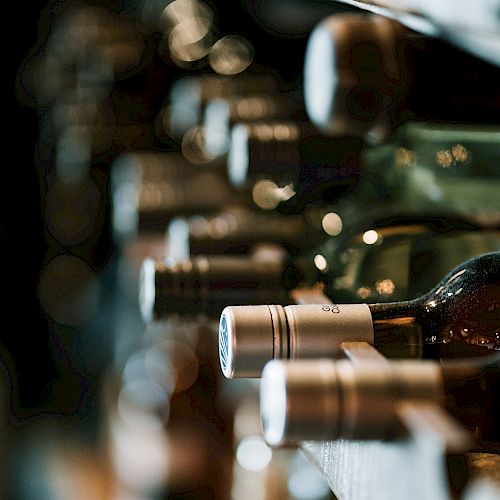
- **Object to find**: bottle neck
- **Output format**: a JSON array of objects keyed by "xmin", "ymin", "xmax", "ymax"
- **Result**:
[
  {"xmin": 369, "ymin": 300, "xmax": 418, "ymax": 319},
  {"xmin": 368, "ymin": 283, "xmax": 500, "ymax": 361},
  {"xmin": 364, "ymin": 300, "xmax": 423, "ymax": 359}
]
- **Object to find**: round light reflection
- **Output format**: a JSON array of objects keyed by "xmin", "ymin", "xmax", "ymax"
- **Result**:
[
  {"xmin": 236, "ymin": 436, "xmax": 272, "ymax": 472},
  {"xmin": 321, "ymin": 212, "xmax": 343, "ymax": 236},
  {"xmin": 362, "ymin": 230, "xmax": 379, "ymax": 245},
  {"xmin": 208, "ymin": 35, "xmax": 254, "ymax": 75},
  {"xmin": 314, "ymin": 254, "xmax": 328, "ymax": 272}
]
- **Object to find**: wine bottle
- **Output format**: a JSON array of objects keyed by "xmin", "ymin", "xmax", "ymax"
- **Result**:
[
  {"xmin": 139, "ymin": 254, "xmax": 301, "ymax": 322},
  {"xmin": 167, "ymin": 73, "xmax": 280, "ymax": 141},
  {"xmin": 304, "ymin": 13, "xmax": 500, "ymax": 141},
  {"xmin": 260, "ymin": 354, "xmax": 500, "ymax": 446},
  {"xmin": 228, "ymin": 120, "xmax": 363, "ymax": 212},
  {"xmin": 219, "ymin": 252, "xmax": 500, "ymax": 378},
  {"xmin": 317, "ymin": 211, "xmax": 500, "ymax": 304},
  {"xmin": 111, "ymin": 150, "xmax": 241, "ymax": 242},
  {"xmin": 230, "ymin": 116, "xmax": 500, "ymax": 220},
  {"xmin": 166, "ymin": 207, "xmax": 318, "ymax": 260},
  {"xmin": 203, "ymin": 90, "xmax": 306, "ymax": 159},
  {"xmin": 145, "ymin": 216, "xmax": 500, "ymax": 323}
]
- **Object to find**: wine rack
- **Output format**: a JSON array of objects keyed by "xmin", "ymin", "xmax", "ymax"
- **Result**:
[{"xmin": 10, "ymin": 1, "xmax": 500, "ymax": 499}]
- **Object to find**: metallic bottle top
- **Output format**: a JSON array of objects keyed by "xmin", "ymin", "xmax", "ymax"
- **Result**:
[
  {"xmin": 260, "ymin": 359, "xmax": 443, "ymax": 446},
  {"xmin": 228, "ymin": 120, "xmax": 305, "ymax": 188},
  {"xmin": 140, "ymin": 256, "xmax": 290, "ymax": 322},
  {"xmin": 219, "ymin": 303, "xmax": 374, "ymax": 379}
]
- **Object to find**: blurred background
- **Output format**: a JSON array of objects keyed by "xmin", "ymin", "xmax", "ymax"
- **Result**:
[
  {"xmin": 7, "ymin": 1, "xmax": 500, "ymax": 499},
  {"xmin": 8, "ymin": 2, "xmax": 347, "ymax": 498}
]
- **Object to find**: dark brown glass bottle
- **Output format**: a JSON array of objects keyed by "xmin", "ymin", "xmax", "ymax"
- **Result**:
[
  {"xmin": 220, "ymin": 252, "xmax": 500, "ymax": 378},
  {"xmin": 369, "ymin": 250, "xmax": 500, "ymax": 360},
  {"xmin": 228, "ymin": 120, "xmax": 363, "ymax": 212},
  {"xmin": 304, "ymin": 14, "xmax": 500, "ymax": 141}
]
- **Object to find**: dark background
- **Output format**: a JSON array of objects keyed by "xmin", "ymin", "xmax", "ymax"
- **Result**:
[
  {"xmin": 6, "ymin": 1, "xmax": 50, "ymax": 415},
  {"xmin": 6, "ymin": 0, "xmax": 353, "ymax": 420}
]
